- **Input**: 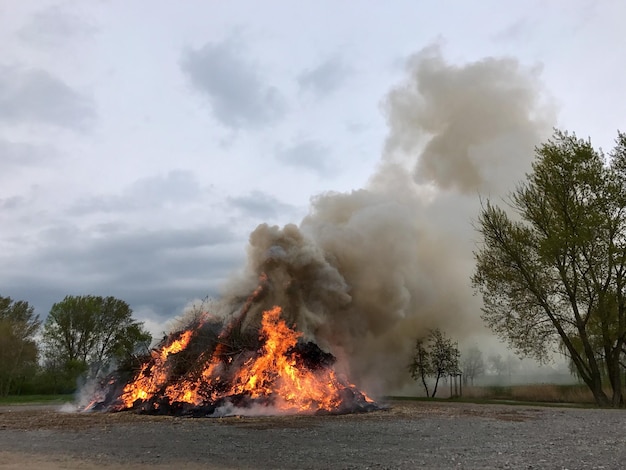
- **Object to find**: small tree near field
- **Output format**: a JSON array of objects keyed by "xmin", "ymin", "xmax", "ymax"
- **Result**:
[
  {"xmin": 409, "ymin": 329, "xmax": 460, "ymax": 397},
  {"xmin": 461, "ymin": 346, "xmax": 485, "ymax": 386}
]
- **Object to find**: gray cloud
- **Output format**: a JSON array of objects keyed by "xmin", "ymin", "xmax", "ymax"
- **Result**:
[
  {"xmin": 0, "ymin": 195, "xmax": 26, "ymax": 210},
  {"xmin": 298, "ymin": 57, "xmax": 351, "ymax": 97},
  {"xmin": 0, "ymin": 65, "xmax": 95, "ymax": 130},
  {"xmin": 1, "ymin": 170, "xmax": 241, "ymax": 322},
  {"xmin": 227, "ymin": 190, "xmax": 297, "ymax": 220},
  {"xmin": 276, "ymin": 139, "xmax": 332, "ymax": 175},
  {"xmin": 70, "ymin": 170, "xmax": 203, "ymax": 215},
  {"xmin": 180, "ymin": 38, "xmax": 285, "ymax": 129},
  {"xmin": 491, "ymin": 19, "xmax": 531, "ymax": 43},
  {"xmin": 9, "ymin": 169, "xmax": 240, "ymax": 321},
  {"xmin": 18, "ymin": 4, "xmax": 97, "ymax": 48},
  {"xmin": 1, "ymin": 224, "xmax": 244, "ymax": 321},
  {"xmin": 0, "ymin": 139, "xmax": 57, "ymax": 169},
  {"xmin": 37, "ymin": 225, "xmax": 233, "ymax": 281}
]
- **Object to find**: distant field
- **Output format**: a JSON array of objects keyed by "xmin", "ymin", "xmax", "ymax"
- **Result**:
[
  {"xmin": 390, "ymin": 383, "xmax": 607, "ymax": 407},
  {"xmin": 462, "ymin": 384, "xmax": 599, "ymax": 405},
  {"xmin": 0, "ymin": 384, "xmax": 600, "ymax": 407},
  {"xmin": 0, "ymin": 394, "xmax": 74, "ymax": 405}
]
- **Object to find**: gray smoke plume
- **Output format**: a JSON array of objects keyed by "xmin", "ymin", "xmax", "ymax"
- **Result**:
[{"xmin": 217, "ymin": 45, "xmax": 555, "ymax": 392}]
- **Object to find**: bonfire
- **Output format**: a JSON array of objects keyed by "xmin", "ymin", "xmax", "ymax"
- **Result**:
[{"xmin": 84, "ymin": 276, "xmax": 379, "ymax": 417}]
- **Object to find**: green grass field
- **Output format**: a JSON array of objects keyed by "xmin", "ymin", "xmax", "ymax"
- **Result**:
[{"xmin": 0, "ymin": 394, "xmax": 74, "ymax": 405}]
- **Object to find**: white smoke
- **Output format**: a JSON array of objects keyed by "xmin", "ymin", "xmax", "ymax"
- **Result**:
[{"xmin": 219, "ymin": 45, "xmax": 555, "ymax": 392}]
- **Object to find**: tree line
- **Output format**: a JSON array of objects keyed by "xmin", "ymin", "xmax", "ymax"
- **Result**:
[{"xmin": 0, "ymin": 294, "xmax": 151, "ymax": 396}]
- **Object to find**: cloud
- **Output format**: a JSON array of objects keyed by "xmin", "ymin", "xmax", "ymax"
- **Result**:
[
  {"xmin": 491, "ymin": 19, "xmax": 531, "ymax": 43},
  {"xmin": 227, "ymin": 190, "xmax": 297, "ymax": 220},
  {"xmin": 0, "ymin": 195, "xmax": 26, "ymax": 210},
  {"xmin": 18, "ymin": 4, "xmax": 97, "ymax": 48},
  {"xmin": 0, "ymin": 224, "xmax": 244, "ymax": 320},
  {"xmin": 0, "ymin": 139, "xmax": 57, "ymax": 169},
  {"xmin": 180, "ymin": 38, "xmax": 285, "ymax": 129},
  {"xmin": 0, "ymin": 64, "xmax": 95, "ymax": 130},
  {"xmin": 70, "ymin": 170, "xmax": 204, "ymax": 215},
  {"xmin": 1, "ymin": 170, "xmax": 246, "ymax": 320},
  {"xmin": 298, "ymin": 57, "xmax": 351, "ymax": 97},
  {"xmin": 275, "ymin": 139, "xmax": 332, "ymax": 175}
]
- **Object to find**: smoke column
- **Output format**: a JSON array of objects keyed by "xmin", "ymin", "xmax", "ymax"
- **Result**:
[{"xmin": 214, "ymin": 46, "xmax": 555, "ymax": 392}]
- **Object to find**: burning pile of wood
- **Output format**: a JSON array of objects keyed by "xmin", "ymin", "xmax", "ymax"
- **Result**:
[{"xmin": 84, "ymin": 302, "xmax": 379, "ymax": 417}]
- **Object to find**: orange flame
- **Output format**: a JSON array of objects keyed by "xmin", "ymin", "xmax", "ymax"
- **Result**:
[
  {"xmin": 118, "ymin": 330, "xmax": 193, "ymax": 408},
  {"xmin": 107, "ymin": 305, "xmax": 373, "ymax": 415},
  {"xmin": 227, "ymin": 306, "xmax": 342, "ymax": 412}
]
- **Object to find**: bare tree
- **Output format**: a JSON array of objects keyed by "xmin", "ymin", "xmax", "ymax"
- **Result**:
[
  {"xmin": 461, "ymin": 346, "xmax": 485, "ymax": 386},
  {"xmin": 487, "ymin": 353, "xmax": 505, "ymax": 376}
]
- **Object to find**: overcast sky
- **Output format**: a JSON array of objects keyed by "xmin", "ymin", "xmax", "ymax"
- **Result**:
[{"xmin": 1, "ymin": 1, "xmax": 625, "ymax": 338}]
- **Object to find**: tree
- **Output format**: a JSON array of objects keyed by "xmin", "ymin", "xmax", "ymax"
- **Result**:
[
  {"xmin": 473, "ymin": 130, "xmax": 626, "ymax": 407},
  {"xmin": 409, "ymin": 337, "xmax": 431, "ymax": 396},
  {"xmin": 487, "ymin": 353, "xmax": 506, "ymax": 377},
  {"xmin": 42, "ymin": 295, "xmax": 152, "ymax": 380},
  {"xmin": 0, "ymin": 296, "xmax": 41, "ymax": 396},
  {"xmin": 409, "ymin": 328, "xmax": 460, "ymax": 397},
  {"xmin": 487, "ymin": 353, "xmax": 519, "ymax": 384},
  {"xmin": 461, "ymin": 346, "xmax": 485, "ymax": 386}
]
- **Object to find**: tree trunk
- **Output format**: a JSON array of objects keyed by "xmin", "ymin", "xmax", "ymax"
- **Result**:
[
  {"xmin": 432, "ymin": 372, "xmax": 441, "ymax": 398},
  {"xmin": 587, "ymin": 373, "xmax": 610, "ymax": 407},
  {"xmin": 421, "ymin": 370, "xmax": 430, "ymax": 398},
  {"xmin": 557, "ymin": 324, "xmax": 611, "ymax": 407},
  {"xmin": 0, "ymin": 378, "xmax": 10, "ymax": 397},
  {"xmin": 606, "ymin": 348, "xmax": 624, "ymax": 407}
]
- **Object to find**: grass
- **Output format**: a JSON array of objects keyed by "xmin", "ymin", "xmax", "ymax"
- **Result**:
[
  {"xmin": 1, "ymin": 385, "xmax": 619, "ymax": 409},
  {"xmin": 0, "ymin": 394, "xmax": 74, "ymax": 405},
  {"xmin": 388, "ymin": 384, "xmax": 609, "ymax": 408},
  {"xmin": 462, "ymin": 384, "xmax": 598, "ymax": 404}
]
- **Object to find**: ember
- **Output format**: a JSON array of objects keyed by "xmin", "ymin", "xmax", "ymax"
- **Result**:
[{"xmin": 84, "ymin": 285, "xmax": 380, "ymax": 417}]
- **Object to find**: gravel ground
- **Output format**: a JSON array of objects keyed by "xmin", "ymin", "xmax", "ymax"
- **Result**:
[{"xmin": 0, "ymin": 400, "xmax": 625, "ymax": 469}]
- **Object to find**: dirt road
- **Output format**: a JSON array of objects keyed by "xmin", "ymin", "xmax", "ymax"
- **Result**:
[{"xmin": 1, "ymin": 400, "xmax": 624, "ymax": 469}]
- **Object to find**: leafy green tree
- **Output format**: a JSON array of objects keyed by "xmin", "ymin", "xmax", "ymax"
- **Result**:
[
  {"xmin": 409, "ymin": 328, "xmax": 460, "ymax": 397},
  {"xmin": 36, "ymin": 358, "xmax": 89, "ymax": 395},
  {"xmin": 0, "ymin": 296, "xmax": 41, "ymax": 396},
  {"xmin": 42, "ymin": 295, "xmax": 152, "ymax": 381},
  {"xmin": 473, "ymin": 130, "xmax": 626, "ymax": 407}
]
